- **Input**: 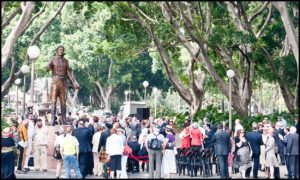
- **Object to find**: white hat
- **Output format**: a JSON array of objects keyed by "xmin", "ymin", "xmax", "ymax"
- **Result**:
[{"xmin": 117, "ymin": 128, "xmax": 125, "ymax": 134}]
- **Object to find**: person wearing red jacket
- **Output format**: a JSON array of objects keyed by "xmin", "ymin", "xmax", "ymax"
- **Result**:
[{"xmin": 191, "ymin": 122, "xmax": 203, "ymax": 148}]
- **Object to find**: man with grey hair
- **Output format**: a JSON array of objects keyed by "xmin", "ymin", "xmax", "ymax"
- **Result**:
[
  {"xmin": 287, "ymin": 126, "xmax": 299, "ymax": 179},
  {"xmin": 145, "ymin": 125, "xmax": 164, "ymax": 178}
]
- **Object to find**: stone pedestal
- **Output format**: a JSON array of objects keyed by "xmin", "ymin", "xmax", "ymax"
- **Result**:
[
  {"xmin": 47, "ymin": 125, "xmax": 74, "ymax": 169},
  {"xmin": 47, "ymin": 126, "xmax": 59, "ymax": 169}
]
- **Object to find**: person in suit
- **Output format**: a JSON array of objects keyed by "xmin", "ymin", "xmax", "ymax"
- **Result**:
[
  {"xmin": 74, "ymin": 119, "xmax": 93, "ymax": 179},
  {"xmin": 128, "ymin": 136, "xmax": 141, "ymax": 173},
  {"xmin": 281, "ymin": 127, "xmax": 291, "ymax": 178},
  {"xmin": 211, "ymin": 123, "xmax": 231, "ymax": 179},
  {"xmin": 287, "ymin": 126, "xmax": 299, "ymax": 179},
  {"xmin": 245, "ymin": 122, "xmax": 264, "ymax": 178}
]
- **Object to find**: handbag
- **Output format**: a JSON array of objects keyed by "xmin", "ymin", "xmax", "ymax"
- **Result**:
[
  {"xmin": 123, "ymin": 140, "xmax": 133, "ymax": 155},
  {"xmin": 53, "ymin": 144, "xmax": 62, "ymax": 160}
]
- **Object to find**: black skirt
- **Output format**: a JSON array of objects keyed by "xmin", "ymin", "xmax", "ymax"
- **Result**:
[{"xmin": 109, "ymin": 155, "xmax": 122, "ymax": 171}]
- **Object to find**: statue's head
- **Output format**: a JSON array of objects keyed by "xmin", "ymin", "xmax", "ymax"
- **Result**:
[{"xmin": 56, "ymin": 45, "xmax": 65, "ymax": 56}]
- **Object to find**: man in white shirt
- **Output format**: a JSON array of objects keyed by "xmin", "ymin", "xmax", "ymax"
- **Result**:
[
  {"xmin": 33, "ymin": 119, "xmax": 48, "ymax": 171},
  {"xmin": 24, "ymin": 114, "xmax": 35, "ymax": 172},
  {"xmin": 145, "ymin": 125, "xmax": 165, "ymax": 179}
]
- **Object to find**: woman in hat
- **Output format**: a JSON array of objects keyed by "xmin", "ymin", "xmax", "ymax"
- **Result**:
[
  {"xmin": 117, "ymin": 128, "xmax": 128, "ymax": 178},
  {"xmin": 1, "ymin": 127, "xmax": 16, "ymax": 179},
  {"xmin": 161, "ymin": 125, "xmax": 177, "ymax": 178}
]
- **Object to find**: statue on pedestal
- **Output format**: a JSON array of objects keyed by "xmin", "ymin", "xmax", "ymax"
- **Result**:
[{"xmin": 46, "ymin": 45, "xmax": 80, "ymax": 125}]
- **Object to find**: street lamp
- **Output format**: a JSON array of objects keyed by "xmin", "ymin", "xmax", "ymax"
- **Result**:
[
  {"xmin": 143, "ymin": 81, "xmax": 149, "ymax": 102},
  {"xmin": 226, "ymin": 69, "xmax": 235, "ymax": 130},
  {"xmin": 15, "ymin": 78, "xmax": 21, "ymax": 119},
  {"xmin": 153, "ymin": 87, "xmax": 158, "ymax": 117},
  {"xmin": 20, "ymin": 65, "xmax": 30, "ymax": 116},
  {"xmin": 27, "ymin": 45, "xmax": 40, "ymax": 113},
  {"xmin": 124, "ymin": 90, "xmax": 129, "ymax": 102}
]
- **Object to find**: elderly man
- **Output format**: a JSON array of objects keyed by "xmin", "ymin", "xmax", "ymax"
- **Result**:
[
  {"xmin": 145, "ymin": 125, "xmax": 165, "ymax": 179},
  {"xmin": 287, "ymin": 126, "xmax": 299, "ymax": 179},
  {"xmin": 33, "ymin": 119, "xmax": 48, "ymax": 171}
]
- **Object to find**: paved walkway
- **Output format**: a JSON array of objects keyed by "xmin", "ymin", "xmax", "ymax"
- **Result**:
[{"xmin": 16, "ymin": 165, "xmax": 288, "ymax": 179}]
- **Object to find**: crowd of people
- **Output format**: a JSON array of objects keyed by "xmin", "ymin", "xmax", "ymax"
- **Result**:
[{"xmin": 1, "ymin": 110, "xmax": 299, "ymax": 179}]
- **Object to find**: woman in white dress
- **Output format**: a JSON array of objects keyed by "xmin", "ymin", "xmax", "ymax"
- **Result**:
[{"xmin": 161, "ymin": 126, "xmax": 177, "ymax": 178}]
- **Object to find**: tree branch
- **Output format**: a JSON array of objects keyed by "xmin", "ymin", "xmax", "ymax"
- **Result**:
[
  {"xmin": 1, "ymin": 7, "xmax": 22, "ymax": 30},
  {"xmin": 249, "ymin": 2, "xmax": 269, "ymax": 23},
  {"xmin": 256, "ymin": 5, "xmax": 273, "ymax": 38},
  {"xmin": 126, "ymin": 4, "xmax": 192, "ymax": 105},
  {"xmin": 1, "ymin": 1, "xmax": 35, "ymax": 69},
  {"xmin": 20, "ymin": 2, "xmax": 47, "ymax": 37},
  {"xmin": 1, "ymin": 1, "xmax": 7, "ymax": 21},
  {"xmin": 135, "ymin": 4, "xmax": 158, "ymax": 24},
  {"xmin": 24, "ymin": 2, "xmax": 65, "ymax": 63}
]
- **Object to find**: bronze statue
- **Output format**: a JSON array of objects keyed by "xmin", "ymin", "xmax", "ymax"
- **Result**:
[{"xmin": 47, "ymin": 45, "xmax": 80, "ymax": 125}]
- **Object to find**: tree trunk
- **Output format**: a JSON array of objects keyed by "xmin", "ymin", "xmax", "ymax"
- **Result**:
[
  {"xmin": 272, "ymin": 2, "xmax": 299, "ymax": 111},
  {"xmin": 1, "ymin": 2, "xmax": 35, "ymax": 69},
  {"xmin": 103, "ymin": 96, "xmax": 111, "ymax": 111},
  {"xmin": 261, "ymin": 46, "xmax": 295, "ymax": 112}
]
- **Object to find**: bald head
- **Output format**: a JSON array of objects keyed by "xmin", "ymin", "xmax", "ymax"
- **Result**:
[{"xmin": 66, "ymin": 127, "xmax": 72, "ymax": 134}]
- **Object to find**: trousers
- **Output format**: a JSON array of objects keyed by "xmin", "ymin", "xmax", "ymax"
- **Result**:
[
  {"xmin": 17, "ymin": 144, "xmax": 26, "ymax": 171},
  {"xmin": 216, "ymin": 155, "xmax": 229, "ymax": 179},
  {"xmin": 34, "ymin": 145, "xmax": 47, "ymax": 170},
  {"xmin": 24, "ymin": 139, "xmax": 32, "ymax": 168},
  {"xmin": 148, "ymin": 149, "xmax": 162, "ymax": 179}
]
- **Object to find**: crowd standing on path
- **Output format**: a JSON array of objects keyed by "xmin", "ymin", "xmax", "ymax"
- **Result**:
[{"xmin": 1, "ymin": 109, "xmax": 299, "ymax": 179}]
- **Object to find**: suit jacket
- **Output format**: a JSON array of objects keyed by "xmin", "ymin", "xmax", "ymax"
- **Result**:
[
  {"xmin": 74, "ymin": 127, "xmax": 92, "ymax": 153},
  {"xmin": 287, "ymin": 133, "xmax": 299, "ymax": 155},
  {"xmin": 204, "ymin": 130, "xmax": 214, "ymax": 149},
  {"xmin": 98, "ymin": 129, "xmax": 111, "ymax": 152},
  {"xmin": 273, "ymin": 129, "xmax": 280, "ymax": 149},
  {"xmin": 128, "ymin": 141, "xmax": 141, "ymax": 156},
  {"xmin": 211, "ymin": 130, "xmax": 231, "ymax": 155},
  {"xmin": 246, "ymin": 130, "xmax": 264, "ymax": 155}
]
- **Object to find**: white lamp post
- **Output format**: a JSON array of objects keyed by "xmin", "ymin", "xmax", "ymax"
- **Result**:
[
  {"xmin": 226, "ymin": 69, "xmax": 235, "ymax": 130},
  {"xmin": 124, "ymin": 90, "xmax": 129, "ymax": 102},
  {"xmin": 15, "ymin": 78, "xmax": 21, "ymax": 119},
  {"xmin": 20, "ymin": 65, "xmax": 30, "ymax": 116},
  {"xmin": 153, "ymin": 87, "xmax": 158, "ymax": 117},
  {"xmin": 27, "ymin": 45, "xmax": 40, "ymax": 113},
  {"xmin": 143, "ymin": 81, "xmax": 149, "ymax": 102}
]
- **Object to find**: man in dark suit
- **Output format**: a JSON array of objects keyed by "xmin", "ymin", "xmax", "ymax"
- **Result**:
[
  {"xmin": 287, "ymin": 126, "xmax": 299, "ymax": 179},
  {"xmin": 74, "ymin": 119, "xmax": 93, "ymax": 179},
  {"xmin": 245, "ymin": 122, "xmax": 264, "ymax": 179},
  {"xmin": 211, "ymin": 123, "xmax": 231, "ymax": 179},
  {"xmin": 203, "ymin": 123, "xmax": 214, "ymax": 149},
  {"xmin": 128, "ymin": 136, "xmax": 141, "ymax": 173}
]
